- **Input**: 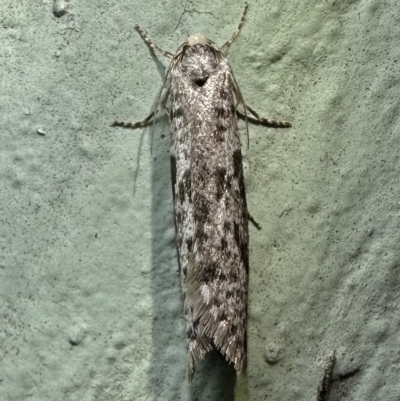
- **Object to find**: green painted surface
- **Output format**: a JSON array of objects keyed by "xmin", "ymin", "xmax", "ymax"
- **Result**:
[{"xmin": 1, "ymin": 1, "xmax": 399, "ymax": 400}]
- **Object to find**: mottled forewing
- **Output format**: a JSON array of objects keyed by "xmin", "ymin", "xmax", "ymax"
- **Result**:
[{"xmin": 169, "ymin": 47, "xmax": 249, "ymax": 379}]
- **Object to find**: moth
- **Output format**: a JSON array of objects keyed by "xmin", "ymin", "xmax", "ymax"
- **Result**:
[{"xmin": 113, "ymin": 4, "xmax": 290, "ymax": 380}]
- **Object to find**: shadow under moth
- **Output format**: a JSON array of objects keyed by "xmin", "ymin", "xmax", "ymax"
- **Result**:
[{"xmin": 113, "ymin": 4, "xmax": 291, "ymax": 380}]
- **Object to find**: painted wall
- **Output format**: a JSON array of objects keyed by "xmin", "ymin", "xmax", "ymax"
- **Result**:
[{"xmin": 1, "ymin": 0, "xmax": 399, "ymax": 400}]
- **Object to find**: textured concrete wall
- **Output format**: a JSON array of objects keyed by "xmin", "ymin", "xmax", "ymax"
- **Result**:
[{"xmin": 1, "ymin": 0, "xmax": 399, "ymax": 400}]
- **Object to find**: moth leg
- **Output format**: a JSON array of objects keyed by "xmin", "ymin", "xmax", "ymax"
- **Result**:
[
  {"xmin": 112, "ymin": 85, "xmax": 171, "ymax": 130},
  {"xmin": 248, "ymin": 212, "xmax": 262, "ymax": 230},
  {"xmin": 221, "ymin": 3, "xmax": 249, "ymax": 53},
  {"xmin": 229, "ymin": 72, "xmax": 250, "ymax": 146},
  {"xmin": 159, "ymin": 87, "xmax": 171, "ymax": 118},
  {"xmin": 244, "ymin": 104, "xmax": 292, "ymax": 128},
  {"xmin": 112, "ymin": 111, "xmax": 155, "ymax": 129},
  {"xmin": 135, "ymin": 25, "xmax": 174, "ymax": 60}
]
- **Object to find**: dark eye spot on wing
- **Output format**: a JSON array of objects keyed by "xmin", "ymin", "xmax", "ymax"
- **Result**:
[
  {"xmin": 172, "ymin": 107, "xmax": 184, "ymax": 120},
  {"xmin": 194, "ymin": 76, "xmax": 209, "ymax": 87},
  {"xmin": 215, "ymin": 167, "xmax": 227, "ymax": 200},
  {"xmin": 221, "ymin": 237, "xmax": 228, "ymax": 250},
  {"xmin": 215, "ymin": 123, "xmax": 227, "ymax": 142},
  {"xmin": 216, "ymin": 106, "xmax": 229, "ymax": 119}
]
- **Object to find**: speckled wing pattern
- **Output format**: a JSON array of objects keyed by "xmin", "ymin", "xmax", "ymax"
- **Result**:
[
  {"xmin": 112, "ymin": 5, "xmax": 291, "ymax": 381},
  {"xmin": 169, "ymin": 43, "xmax": 249, "ymax": 380}
]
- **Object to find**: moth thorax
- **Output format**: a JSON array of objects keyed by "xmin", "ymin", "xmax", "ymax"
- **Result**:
[{"xmin": 188, "ymin": 33, "xmax": 207, "ymax": 46}]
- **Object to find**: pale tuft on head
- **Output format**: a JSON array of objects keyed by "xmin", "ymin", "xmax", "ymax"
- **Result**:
[{"xmin": 188, "ymin": 33, "xmax": 208, "ymax": 46}]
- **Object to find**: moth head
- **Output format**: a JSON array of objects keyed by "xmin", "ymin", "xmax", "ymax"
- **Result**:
[{"xmin": 187, "ymin": 33, "xmax": 208, "ymax": 46}]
